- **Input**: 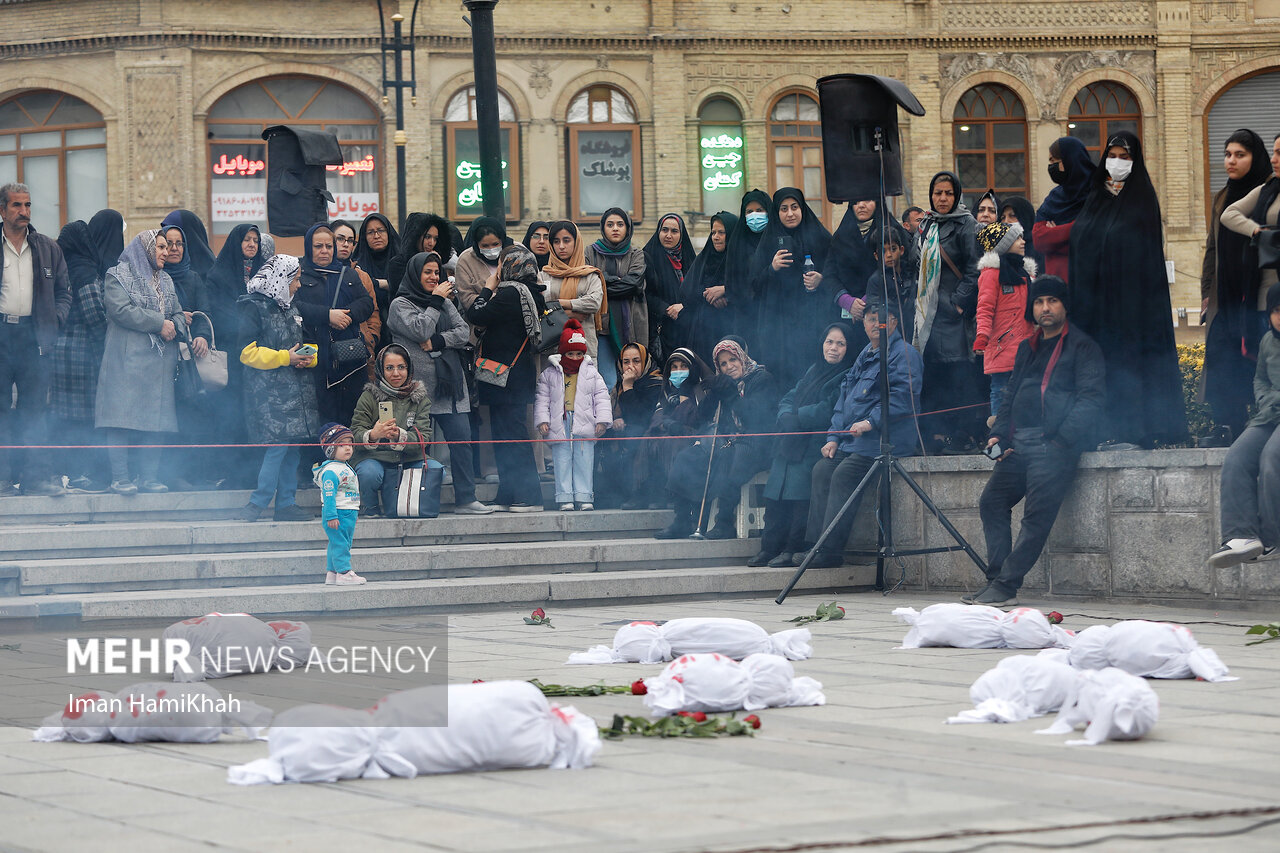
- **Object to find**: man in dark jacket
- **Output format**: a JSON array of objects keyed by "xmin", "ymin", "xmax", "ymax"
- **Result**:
[
  {"xmin": 968, "ymin": 275, "xmax": 1105, "ymax": 606},
  {"xmin": 0, "ymin": 183, "xmax": 71, "ymax": 495},
  {"xmin": 804, "ymin": 302, "xmax": 923, "ymax": 568}
]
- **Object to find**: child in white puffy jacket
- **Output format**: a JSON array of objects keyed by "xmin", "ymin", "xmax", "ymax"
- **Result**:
[{"xmin": 535, "ymin": 320, "xmax": 613, "ymax": 511}]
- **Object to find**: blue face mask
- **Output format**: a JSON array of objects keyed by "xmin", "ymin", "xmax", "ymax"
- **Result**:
[
  {"xmin": 669, "ymin": 369, "xmax": 689, "ymax": 388},
  {"xmin": 745, "ymin": 211, "xmax": 768, "ymax": 233}
]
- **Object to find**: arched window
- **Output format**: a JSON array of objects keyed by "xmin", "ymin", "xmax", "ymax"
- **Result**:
[
  {"xmin": 445, "ymin": 85, "xmax": 521, "ymax": 221},
  {"xmin": 207, "ymin": 76, "xmax": 381, "ymax": 246},
  {"xmin": 699, "ymin": 97, "xmax": 745, "ymax": 216},
  {"xmin": 567, "ymin": 85, "xmax": 641, "ymax": 222},
  {"xmin": 1068, "ymin": 81, "xmax": 1141, "ymax": 158},
  {"xmin": 0, "ymin": 91, "xmax": 106, "ymax": 234},
  {"xmin": 768, "ymin": 91, "xmax": 832, "ymax": 229},
  {"xmin": 953, "ymin": 84, "xmax": 1028, "ymax": 209}
]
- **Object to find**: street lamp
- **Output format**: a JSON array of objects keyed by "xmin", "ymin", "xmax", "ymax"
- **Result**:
[
  {"xmin": 463, "ymin": 1, "xmax": 506, "ymax": 221},
  {"xmin": 376, "ymin": 0, "xmax": 421, "ymax": 228}
]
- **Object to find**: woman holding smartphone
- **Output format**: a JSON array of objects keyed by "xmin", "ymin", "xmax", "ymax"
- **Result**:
[{"xmin": 348, "ymin": 343, "xmax": 434, "ymax": 516}]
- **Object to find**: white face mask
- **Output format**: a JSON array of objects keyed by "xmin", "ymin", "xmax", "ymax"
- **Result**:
[
  {"xmin": 1105, "ymin": 157, "xmax": 1133, "ymax": 183},
  {"xmin": 480, "ymin": 246, "xmax": 501, "ymax": 262}
]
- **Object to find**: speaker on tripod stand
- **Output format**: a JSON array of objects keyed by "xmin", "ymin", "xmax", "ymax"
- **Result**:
[{"xmin": 777, "ymin": 74, "xmax": 989, "ymax": 600}]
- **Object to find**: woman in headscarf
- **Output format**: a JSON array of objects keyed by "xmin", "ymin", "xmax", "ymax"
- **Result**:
[
  {"xmin": 999, "ymin": 196, "xmax": 1043, "ymax": 272},
  {"xmin": 584, "ymin": 207, "xmax": 648, "ymax": 364},
  {"xmin": 353, "ymin": 212, "xmax": 400, "ymax": 313},
  {"xmin": 158, "ymin": 219, "xmax": 212, "ymax": 348},
  {"xmin": 291, "ymin": 223, "xmax": 376, "ymax": 426},
  {"xmin": 53, "ymin": 209, "xmax": 124, "ymax": 492},
  {"xmin": 523, "ymin": 220, "xmax": 552, "ymax": 271},
  {"xmin": 643, "ymin": 212, "xmax": 697, "ymax": 361},
  {"xmin": 456, "ymin": 216, "xmax": 512, "ymax": 313},
  {"xmin": 826, "ymin": 198, "xmax": 882, "ymax": 353},
  {"xmin": 722, "ymin": 189, "xmax": 773, "ymax": 345},
  {"xmin": 598, "ymin": 341, "xmax": 663, "ymax": 507},
  {"xmin": 750, "ymin": 321, "xmax": 858, "ymax": 567},
  {"xmin": 348, "ymin": 343, "xmax": 434, "ymax": 516},
  {"xmin": 974, "ymin": 190, "xmax": 1000, "ymax": 226},
  {"xmin": 387, "ymin": 212, "xmax": 453, "ymax": 307},
  {"xmin": 160, "ymin": 210, "xmax": 216, "ymax": 278},
  {"xmin": 1206, "ymin": 130, "xmax": 1275, "ymax": 444},
  {"xmin": 94, "ymin": 229, "xmax": 188, "ymax": 495},
  {"xmin": 683, "ymin": 211, "xmax": 737, "ymax": 361},
  {"xmin": 235, "ymin": 254, "xmax": 319, "ymax": 522},
  {"xmin": 916, "ymin": 170, "xmax": 984, "ymax": 453},
  {"xmin": 465, "ymin": 244, "xmax": 547, "ymax": 511},
  {"xmin": 387, "ymin": 251, "xmax": 492, "ymax": 515},
  {"xmin": 655, "ymin": 337, "xmax": 779, "ymax": 540},
  {"xmin": 632, "ymin": 345, "xmax": 713, "ymax": 509},
  {"xmin": 1034, "ymin": 136, "xmax": 1096, "ymax": 282},
  {"xmin": 749, "ymin": 187, "xmax": 835, "ymax": 388},
  {"xmin": 540, "ymin": 220, "xmax": 605, "ymax": 359},
  {"xmin": 331, "ymin": 218, "xmax": 383, "ymax": 374},
  {"xmin": 1068, "ymin": 130, "xmax": 1187, "ymax": 448}
]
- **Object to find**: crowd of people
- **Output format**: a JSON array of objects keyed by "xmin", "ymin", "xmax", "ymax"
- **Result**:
[{"xmin": 2, "ymin": 125, "xmax": 1278, "ymax": 586}]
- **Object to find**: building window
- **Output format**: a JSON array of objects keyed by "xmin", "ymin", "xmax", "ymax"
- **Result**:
[
  {"xmin": 567, "ymin": 85, "xmax": 641, "ymax": 223},
  {"xmin": 698, "ymin": 97, "xmax": 745, "ymax": 216},
  {"xmin": 0, "ymin": 91, "xmax": 106, "ymax": 235},
  {"xmin": 952, "ymin": 84, "xmax": 1028, "ymax": 209},
  {"xmin": 444, "ymin": 85, "xmax": 521, "ymax": 222},
  {"xmin": 768, "ymin": 91, "xmax": 832, "ymax": 229},
  {"xmin": 207, "ymin": 76, "xmax": 381, "ymax": 244},
  {"xmin": 1068, "ymin": 81, "xmax": 1141, "ymax": 158}
]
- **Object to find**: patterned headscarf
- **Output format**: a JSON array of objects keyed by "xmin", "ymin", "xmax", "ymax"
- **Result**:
[
  {"xmin": 107, "ymin": 229, "xmax": 179, "ymax": 354},
  {"xmin": 498, "ymin": 244, "xmax": 542, "ymax": 345},
  {"xmin": 711, "ymin": 337, "xmax": 758, "ymax": 383},
  {"xmin": 246, "ymin": 255, "xmax": 302, "ymax": 309}
]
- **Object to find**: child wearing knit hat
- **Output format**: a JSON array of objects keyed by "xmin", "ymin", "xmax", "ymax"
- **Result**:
[
  {"xmin": 534, "ymin": 319, "xmax": 613, "ymax": 511},
  {"xmin": 313, "ymin": 423, "xmax": 366, "ymax": 585},
  {"xmin": 974, "ymin": 220, "xmax": 1037, "ymax": 422}
]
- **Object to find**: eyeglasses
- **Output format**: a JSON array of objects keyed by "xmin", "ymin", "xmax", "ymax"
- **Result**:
[
  {"xmin": 335, "ymin": 236, "xmax": 356, "ymax": 245},
  {"xmin": 366, "ymin": 228, "xmax": 388, "ymax": 236},
  {"xmin": 383, "ymin": 364, "xmax": 408, "ymax": 372},
  {"xmin": 168, "ymin": 242, "xmax": 184, "ymax": 249}
]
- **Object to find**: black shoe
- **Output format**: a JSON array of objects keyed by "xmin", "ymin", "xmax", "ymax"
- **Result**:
[
  {"xmin": 960, "ymin": 583, "xmax": 991, "ymax": 604},
  {"xmin": 137, "ymin": 480, "xmax": 169, "ymax": 494},
  {"xmin": 237, "ymin": 502, "xmax": 264, "ymax": 521},
  {"xmin": 621, "ymin": 498, "xmax": 645, "ymax": 510},
  {"xmin": 273, "ymin": 504, "xmax": 314, "ymax": 522},
  {"xmin": 655, "ymin": 520, "xmax": 694, "ymax": 539},
  {"xmin": 768, "ymin": 552, "xmax": 796, "ymax": 568},
  {"xmin": 361, "ymin": 505, "xmax": 383, "ymax": 518},
  {"xmin": 1196, "ymin": 425, "xmax": 1234, "ymax": 448},
  {"xmin": 705, "ymin": 524, "xmax": 736, "ymax": 540},
  {"xmin": 804, "ymin": 549, "xmax": 844, "ymax": 569},
  {"xmin": 971, "ymin": 586, "xmax": 1018, "ymax": 607},
  {"xmin": 67, "ymin": 476, "xmax": 108, "ymax": 494},
  {"xmin": 747, "ymin": 550, "xmax": 777, "ymax": 567},
  {"xmin": 21, "ymin": 477, "xmax": 66, "ymax": 497}
]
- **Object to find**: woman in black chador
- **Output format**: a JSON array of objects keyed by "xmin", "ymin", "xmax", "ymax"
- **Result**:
[{"xmin": 1068, "ymin": 130, "xmax": 1187, "ymax": 448}]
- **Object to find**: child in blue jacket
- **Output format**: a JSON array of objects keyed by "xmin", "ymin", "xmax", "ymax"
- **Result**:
[{"xmin": 314, "ymin": 423, "xmax": 366, "ymax": 585}]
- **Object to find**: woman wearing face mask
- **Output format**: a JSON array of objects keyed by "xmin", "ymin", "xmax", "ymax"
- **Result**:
[
  {"xmin": 455, "ymin": 217, "xmax": 513, "ymax": 314},
  {"xmin": 1035, "ymin": 137, "xmax": 1096, "ymax": 282},
  {"xmin": 750, "ymin": 321, "xmax": 857, "ymax": 567},
  {"xmin": 584, "ymin": 207, "xmax": 648, "ymax": 363},
  {"xmin": 916, "ymin": 170, "xmax": 983, "ymax": 454},
  {"xmin": 633, "ymin": 346, "xmax": 712, "ymax": 509},
  {"xmin": 1068, "ymin": 131, "xmax": 1187, "ymax": 448},
  {"xmin": 656, "ymin": 338, "xmax": 779, "ymax": 540},
  {"xmin": 1200, "ymin": 130, "xmax": 1273, "ymax": 446},
  {"xmin": 599, "ymin": 341, "xmax": 663, "ymax": 508},
  {"xmin": 723, "ymin": 189, "xmax": 774, "ymax": 344},
  {"xmin": 540, "ymin": 220, "xmax": 605, "ymax": 358},
  {"xmin": 749, "ymin": 187, "xmax": 836, "ymax": 388},
  {"xmin": 683, "ymin": 211, "xmax": 737, "ymax": 361},
  {"xmin": 643, "ymin": 213, "xmax": 697, "ymax": 361}
]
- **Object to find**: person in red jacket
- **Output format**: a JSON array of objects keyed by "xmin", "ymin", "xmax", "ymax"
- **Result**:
[
  {"xmin": 973, "ymin": 221, "xmax": 1036, "ymax": 420},
  {"xmin": 1032, "ymin": 137, "xmax": 1095, "ymax": 283}
]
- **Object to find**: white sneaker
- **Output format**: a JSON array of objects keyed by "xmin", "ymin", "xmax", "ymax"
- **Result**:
[
  {"xmin": 1209, "ymin": 538, "xmax": 1265, "ymax": 567},
  {"xmin": 334, "ymin": 570, "xmax": 367, "ymax": 586},
  {"xmin": 559, "ymin": 503, "xmax": 575, "ymax": 511},
  {"xmin": 325, "ymin": 571, "xmax": 336, "ymax": 585},
  {"xmin": 442, "ymin": 468, "xmax": 453, "ymax": 486},
  {"xmin": 578, "ymin": 503, "xmax": 594, "ymax": 511},
  {"xmin": 454, "ymin": 501, "xmax": 495, "ymax": 515}
]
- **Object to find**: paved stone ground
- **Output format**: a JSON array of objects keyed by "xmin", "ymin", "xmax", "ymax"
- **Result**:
[{"xmin": 2, "ymin": 591, "xmax": 1280, "ymax": 852}]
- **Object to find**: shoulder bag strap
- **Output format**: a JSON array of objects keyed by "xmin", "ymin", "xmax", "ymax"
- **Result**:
[{"xmin": 938, "ymin": 245, "xmax": 963, "ymax": 281}]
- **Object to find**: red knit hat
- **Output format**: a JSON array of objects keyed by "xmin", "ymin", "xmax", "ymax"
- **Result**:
[{"xmin": 558, "ymin": 318, "xmax": 588, "ymax": 356}]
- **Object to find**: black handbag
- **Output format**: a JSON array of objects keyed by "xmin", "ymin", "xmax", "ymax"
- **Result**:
[
  {"xmin": 1256, "ymin": 227, "xmax": 1280, "ymax": 271},
  {"xmin": 174, "ymin": 332, "xmax": 207, "ymax": 404},
  {"xmin": 327, "ymin": 269, "xmax": 370, "ymax": 382},
  {"xmin": 537, "ymin": 305, "xmax": 571, "ymax": 353}
]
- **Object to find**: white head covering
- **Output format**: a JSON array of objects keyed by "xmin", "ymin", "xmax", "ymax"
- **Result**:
[{"xmin": 246, "ymin": 254, "xmax": 301, "ymax": 309}]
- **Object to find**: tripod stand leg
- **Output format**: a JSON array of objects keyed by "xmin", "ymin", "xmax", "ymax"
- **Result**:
[
  {"xmin": 890, "ymin": 457, "xmax": 989, "ymax": 575},
  {"xmin": 776, "ymin": 457, "xmax": 884, "ymax": 604},
  {"xmin": 876, "ymin": 457, "xmax": 892, "ymax": 590}
]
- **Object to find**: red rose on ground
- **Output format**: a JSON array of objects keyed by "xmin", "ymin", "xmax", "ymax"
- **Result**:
[
  {"xmin": 677, "ymin": 711, "xmax": 692, "ymax": 717},
  {"xmin": 743, "ymin": 714, "xmax": 761, "ymax": 729},
  {"xmin": 837, "ymin": 606, "xmax": 846, "ymax": 614},
  {"xmin": 1047, "ymin": 611, "xmax": 1064, "ymax": 625},
  {"xmin": 471, "ymin": 679, "xmax": 484, "ymax": 683},
  {"xmin": 531, "ymin": 607, "xmax": 546, "ymax": 620},
  {"xmin": 691, "ymin": 712, "xmax": 707, "ymax": 722},
  {"xmin": 630, "ymin": 679, "xmax": 647, "ymax": 695}
]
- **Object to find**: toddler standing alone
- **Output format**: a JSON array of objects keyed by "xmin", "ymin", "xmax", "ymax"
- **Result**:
[{"xmin": 314, "ymin": 423, "xmax": 366, "ymax": 585}]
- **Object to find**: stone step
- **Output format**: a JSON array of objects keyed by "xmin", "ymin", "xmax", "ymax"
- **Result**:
[
  {"xmin": 6, "ymin": 534, "xmax": 760, "ymax": 596},
  {"xmin": 0, "ymin": 563, "xmax": 870, "ymax": 625},
  {"xmin": 0, "ymin": 508, "xmax": 674, "ymax": 560}
]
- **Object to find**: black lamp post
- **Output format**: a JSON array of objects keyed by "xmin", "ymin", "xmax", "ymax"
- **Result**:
[
  {"xmin": 376, "ymin": 0, "xmax": 420, "ymax": 228},
  {"xmin": 463, "ymin": 0, "xmax": 506, "ymax": 220}
]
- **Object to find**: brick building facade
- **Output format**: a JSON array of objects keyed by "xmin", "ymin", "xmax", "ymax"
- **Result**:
[{"xmin": 0, "ymin": 0, "xmax": 1278, "ymax": 319}]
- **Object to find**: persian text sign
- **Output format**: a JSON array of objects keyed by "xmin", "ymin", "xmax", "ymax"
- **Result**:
[{"xmin": 212, "ymin": 192, "xmax": 267, "ymax": 223}]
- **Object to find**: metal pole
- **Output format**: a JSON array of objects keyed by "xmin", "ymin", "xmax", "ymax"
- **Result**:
[
  {"xmin": 463, "ymin": 0, "xmax": 506, "ymax": 221},
  {"xmin": 392, "ymin": 13, "xmax": 408, "ymax": 229}
]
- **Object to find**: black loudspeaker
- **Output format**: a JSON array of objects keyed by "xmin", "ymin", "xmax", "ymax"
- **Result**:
[
  {"xmin": 261, "ymin": 125, "xmax": 343, "ymax": 237},
  {"xmin": 817, "ymin": 74, "xmax": 925, "ymax": 202}
]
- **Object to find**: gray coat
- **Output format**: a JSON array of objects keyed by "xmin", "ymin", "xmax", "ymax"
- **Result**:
[
  {"xmin": 386, "ymin": 294, "xmax": 472, "ymax": 415},
  {"xmin": 94, "ymin": 272, "xmax": 187, "ymax": 432}
]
